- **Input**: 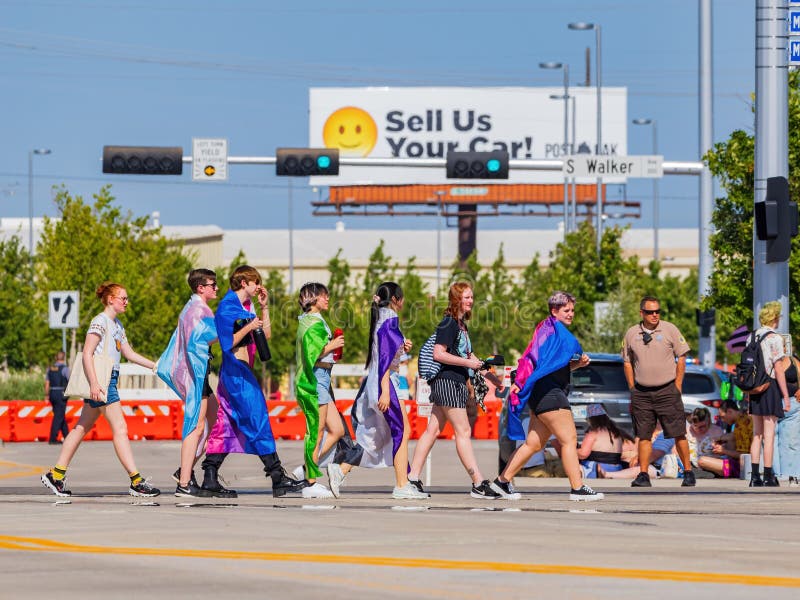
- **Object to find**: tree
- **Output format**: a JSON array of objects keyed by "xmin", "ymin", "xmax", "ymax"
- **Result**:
[
  {"xmin": 0, "ymin": 236, "xmax": 42, "ymax": 368},
  {"xmin": 35, "ymin": 186, "xmax": 194, "ymax": 362}
]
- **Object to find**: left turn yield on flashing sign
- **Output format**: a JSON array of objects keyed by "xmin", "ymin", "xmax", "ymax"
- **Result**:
[{"xmin": 192, "ymin": 138, "xmax": 228, "ymax": 181}]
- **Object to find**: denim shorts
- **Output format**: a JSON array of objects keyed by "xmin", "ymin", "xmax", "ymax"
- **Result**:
[
  {"xmin": 314, "ymin": 366, "xmax": 333, "ymax": 406},
  {"xmin": 84, "ymin": 370, "xmax": 120, "ymax": 408}
]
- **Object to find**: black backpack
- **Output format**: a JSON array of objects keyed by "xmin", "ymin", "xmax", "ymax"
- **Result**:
[{"xmin": 732, "ymin": 331, "xmax": 774, "ymax": 392}]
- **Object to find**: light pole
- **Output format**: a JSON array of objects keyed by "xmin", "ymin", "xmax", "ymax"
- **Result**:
[
  {"xmin": 540, "ymin": 62, "xmax": 570, "ymax": 237},
  {"xmin": 568, "ymin": 22, "xmax": 602, "ymax": 255},
  {"xmin": 551, "ymin": 93, "xmax": 577, "ymax": 231},
  {"xmin": 632, "ymin": 118, "xmax": 659, "ymax": 261},
  {"xmin": 434, "ymin": 190, "xmax": 446, "ymax": 294},
  {"xmin": 28, "ymin": 148, "xmax": 52, "ymax": 262}
]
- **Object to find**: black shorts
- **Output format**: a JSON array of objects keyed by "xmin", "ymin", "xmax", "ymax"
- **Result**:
[
  {"xmin": 528, "ymin": 377, "xmax": 571, "ymax": 416},
  {"xmin": 430, "ymin": 377, "xmax": 469, "ymax": 409},
  {"xmin": 630, "ymin": 381, "xmax": 686, "ymax": 439},
  {"xmin": 202, "ymin": 358, "xmax": 213, "ymax": 398}
]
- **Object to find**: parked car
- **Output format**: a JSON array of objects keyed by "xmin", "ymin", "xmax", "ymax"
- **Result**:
[{"xmin": 497, "ymin": 353, "xmax": 722, "ymax": 472}]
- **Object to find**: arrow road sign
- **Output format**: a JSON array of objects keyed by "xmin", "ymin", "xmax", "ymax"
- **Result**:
[{"xmin": 49, "ymin": 291, "xmax": 80, "ymax": 329}]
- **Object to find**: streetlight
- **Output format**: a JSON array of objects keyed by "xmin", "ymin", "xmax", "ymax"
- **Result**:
[
  {"xmin": 28, "ymin": 148, "xmax": 52, "ymax": 262},
  {"xmin": 568, "ymin": 21, "xmax": 602, "ymax": 255},
  {"xmin": 550, "ymin": 93, "xmax": 577, "ymax": 232},
  {"xmin": 434, "ymin": 190, "xmax": 446, "ymax": 293},
  {"xmin": 632, "ymin": 118, "xmax": 659, "ymax": 261},
  {"xmin": 540, "ymin": 62, "xmax": 570, "ymax": 237}
]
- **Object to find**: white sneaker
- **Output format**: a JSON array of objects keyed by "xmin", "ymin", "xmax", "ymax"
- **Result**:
[
  {"xmin": 302, "ymin": 482, "xmax": 334, "ymax": 499},
  {"xmin": 327, "ymin": 463, "xmax": 346, "ymax": 498},
  {"xmin": 292, "ymin": 465, "xmax": 305, "ymax": 481},
  {"xmin": 392, "ymin": 482, "xmax": 428, "ymax": 500}
]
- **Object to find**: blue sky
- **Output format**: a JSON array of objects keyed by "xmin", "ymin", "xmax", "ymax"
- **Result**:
[{"xmin": 1, "ymin": 0, "xmax": 755, "ymax": 232}]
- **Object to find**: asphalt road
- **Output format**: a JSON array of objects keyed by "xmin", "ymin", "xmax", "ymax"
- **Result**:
[{"xmin": 1, "ymin": 439, "xmax": 799, "ymax": 599}]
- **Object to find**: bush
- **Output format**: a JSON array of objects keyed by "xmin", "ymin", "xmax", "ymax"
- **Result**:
[{"xmin": 0, "ymin": 371, "xmax": 45, "ymax": 400}]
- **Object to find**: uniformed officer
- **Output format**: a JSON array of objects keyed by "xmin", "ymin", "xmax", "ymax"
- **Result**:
[{"xmin": 623, "ymin": 296, "xmax": 695, "ymax": 487}]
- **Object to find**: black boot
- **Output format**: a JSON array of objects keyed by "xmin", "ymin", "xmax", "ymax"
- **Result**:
[
  {"xmin": 259, "ymin": 453, "xmax": 307, "ymax": 497},
  {"xmin": 763, "ymin": 468, "xmax": 780, "ymax": 487},
  {"xmin": 201, "ymin": 466, "xmax": 238, "ymax": 498}
]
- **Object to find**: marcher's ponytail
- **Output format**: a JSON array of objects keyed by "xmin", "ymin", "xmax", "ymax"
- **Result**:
[{"xmin": 365, "ymin": 281, "xmax": 403, "ymax": 369}]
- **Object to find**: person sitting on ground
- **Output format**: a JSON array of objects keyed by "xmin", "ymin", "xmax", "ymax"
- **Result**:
[
  {"xmin": 697, "ymin": 400, "xmax": 753, "ymax": 478},
  {"xmin": 577, "ymin": 404, "xmax": 632, "ymax": 478},
  {"xmin": 601, "ymin": 423, "xmax": 677, "ymax": 479},
  {"xmin": 686, "ymin": 407, "xmax": 724, "ymax": 478}
]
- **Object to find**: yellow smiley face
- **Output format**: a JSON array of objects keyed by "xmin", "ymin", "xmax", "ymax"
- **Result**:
[{"xmin": 322, "ymin": 107, "xmax": 378, "ymax": 156}]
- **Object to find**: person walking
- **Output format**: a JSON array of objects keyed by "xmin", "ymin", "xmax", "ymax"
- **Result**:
[
  {"xmin": 623, "ymin": 295, "xmax": 694, "ymax": 488},
  {"xmin": 747, "ymin": 301, "xmax": 792, "ymax": 487},
  {"xmin": 157, "ymin": 268, "xmax": 220, "ymax": 497},
  {"xmin": 491, "ymin": 291, "xmax": 603, "ymax": 501},
  {"xmin": 44, "ymin": 351, "xmax": 70, "ymax": 444},
  {"xmin": 200, "ymin": 265, "xmax": 305, "ymax": 498},
  {"xmin": 407, "ymin": 281, "xmax": 500, "ymax": 499},
  {"xmin": 41, "ymin": 282, "xmax": 160, "ymax": 497}
]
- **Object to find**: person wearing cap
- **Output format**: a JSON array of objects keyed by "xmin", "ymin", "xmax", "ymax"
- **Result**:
[
  {"xmin": 623, "ymin": 295, "xmax": 694, "ymax": 487},
  {"xmin": 576, "ymin": 404, "xmax": 631, "ymax": 478}
]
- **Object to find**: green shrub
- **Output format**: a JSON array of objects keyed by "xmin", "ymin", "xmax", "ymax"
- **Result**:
[{"xmin": 0, "ymin": 371, "xmax": 45, "ymax": 400}]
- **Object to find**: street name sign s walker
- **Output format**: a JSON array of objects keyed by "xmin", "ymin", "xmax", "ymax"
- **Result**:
[
  {"xmin": 563, "ymin": 155, "xmax": 664, "ymax": 179},
  {"xmin": 192, "ymin": 138, "xmax": 228, "ymax": 181}
]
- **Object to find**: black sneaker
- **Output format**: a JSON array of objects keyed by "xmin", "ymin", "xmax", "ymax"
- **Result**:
[
  {"xmin": 171, "ymin": 468, "xmax": 198, "ymax": 488},
  {"xmin": 129, "ymin": 478, "xmax": 161, "ymax": 497},
  {"xmin": 681, "ymin": 470, "xmax": 696, "ymax": 487},
  {"xmin": 764, "ymin": 473, "xmax": 780, "ymax": 487},
  {"xmin": 749, "ymin": 476, "xmax": 764, "ymax": 488},
  {"xmin": 41, "ymin": 472, "xmax": 71, "ymax": 497},
  {"xmin": 631, "ymin": 472, "xmax": 652, "ymax": 488},
  {"xmin": 569, "ymin": 485, "xmax": 604, "ymax": 501},
  {"xmin": 408, "ymin": 478, "xmax": 431, "ymax": 497},
  {"xmin": 489, "ymin": 478, "xmax": 521, "ymax": 500},
  {"xmin": 470, "ymin": 480, "xmax": 501, "ymax": 499},
  {"xmin": 175, "ymin": 482, "xmax": 209, "ymax": 498}
]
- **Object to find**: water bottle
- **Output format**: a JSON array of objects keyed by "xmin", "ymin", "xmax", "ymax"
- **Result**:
[
  {"xmin": 252, "ymin": 326, "xmax": 272, "ymax": 362},
  {"xmin": 332, "ymin": 328, "xmax": 344, "ymax": 362}
]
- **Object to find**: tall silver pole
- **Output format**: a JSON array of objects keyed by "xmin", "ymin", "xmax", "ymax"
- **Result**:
[
  {"xmin": 562, "ymin": 65, "xmax": 570, "ymax": 238},
  {"xmin": 436, "ymin": 191, "xmax": 444, "ymax": 293},
  {"xmin": 753, "ymin": 0, "xmax": 790, "ymax": 332},
  {"xmin": 571, "ymin": 95, "xmax": 577, "ymax": 231},
  {"xmin": 652, "ymin": 120, "xmax": 660, "ymax": 262},
  {"xmin": 595, "ymin": 26, "xmax": 603, "ymax": 255},
  {"xmin": 27, "ymin": 150, "xmax": 33, "ymax": 263},
  {"xmin": 697, "ymin": 0, "xmax": 716, "ymax": 368},
  {"xmin": 288, "ymin": 179, "xmax": 294, "ymax": 293}
]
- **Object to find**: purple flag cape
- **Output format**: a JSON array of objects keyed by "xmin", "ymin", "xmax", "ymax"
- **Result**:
[
  {"xmin": 353, "ymin": 307, "xmax": 406, "ymax": 468},
  {"xmin": 206, "ymin": 290, "xmax": 276, "ymax": 455},
  {"xmin": 508, "ymin": 316, "xmax": 582, "ymax": 440},
  {"xmin": 157, "ymin": 295, "xmax": 217, "ymax": 438}
]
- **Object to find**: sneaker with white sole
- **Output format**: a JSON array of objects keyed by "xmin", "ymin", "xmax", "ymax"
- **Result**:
[
  {"xmin": 302, "ymin": 482, "xmax": 335, "ymax": 499},
  {"xmin": 41, "ymin": 472, "xmax": 71, "ymax": 497},
  {"xmin": 392, "ymin": 482, "xmax": 428, "ymax": 500},
  {"xmin": 129, "ymin": 478, "xmax": 161, "ymax": 498},
  {"xmin": 490, "ymin": 478, "xmax": 521, "ymax": 500},
  {"xmin": 408, "ymin": 478, "xmax": 431, "ymax": 497},
  {"xmin": 327, "ymin": 463, "xmax": 346, "ymax": 498},
  {"xmin": 292, "ymin": 464, "xmax": 305, "ymax": 481},
  {"xmin": 569, "ymin": 485, "xmax": 604, "ymax": 501},
  {"xmin": 471, "ymin": 480, "xmax": 501, "ymax": 499}
]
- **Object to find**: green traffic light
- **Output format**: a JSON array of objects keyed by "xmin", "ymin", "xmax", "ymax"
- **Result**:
[
  {"xmin": 317, "ymin": 155, "xmax": 331, "ymax": 169},
  {"xmin": 486, "ymin": 159, "xmax": 500, "ymax": 172}
]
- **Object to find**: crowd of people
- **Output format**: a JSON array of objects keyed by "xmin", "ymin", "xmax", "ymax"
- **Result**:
[{"xmin": 38, "ymin": 269, "xmax": 800, "ymax": 501}]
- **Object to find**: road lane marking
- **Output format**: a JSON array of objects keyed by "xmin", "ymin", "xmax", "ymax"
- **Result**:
[
  {"xmin": 0, "ymin": 460, "xmax": 47, "ymax": 481},
  {"xmin": 0, "ymin": 535, "xmax": 798, "ymax": 588}
]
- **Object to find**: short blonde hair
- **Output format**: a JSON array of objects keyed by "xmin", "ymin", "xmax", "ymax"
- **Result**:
[{"xmin": 759, "ymin": 301, "xmax": 782, "ymax": 326}]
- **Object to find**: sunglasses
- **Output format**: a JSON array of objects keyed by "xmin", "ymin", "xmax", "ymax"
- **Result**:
[
  {"xmin": 114, "ymin": 296, "xmax": 129, "ymax": 303},
  {"xmin": 642, "ymin": 309, "xmax": 661, "ymax": 315},
  {"xmin": 200, "ymin": 282, "xmax": 218, "ymax": 289}
]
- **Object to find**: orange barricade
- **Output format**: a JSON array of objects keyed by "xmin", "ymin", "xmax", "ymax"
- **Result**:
[{"xmin": 0, "ymin": 402, "xmax": 12, "ymax": 441}]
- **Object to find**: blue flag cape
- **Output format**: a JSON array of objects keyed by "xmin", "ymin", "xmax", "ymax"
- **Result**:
[{"xmin": 508, "ymin": 316, "xmax": 582, "ymax": 440}]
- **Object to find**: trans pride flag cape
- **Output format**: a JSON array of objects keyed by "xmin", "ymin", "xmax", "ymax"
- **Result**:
[
  {"xmin": 353, "ymin": 307, "xmax": 406, "ymax": 468},
  {"xmin": 507, "ymin": 316, "xmax": 582, "ymax": 441},
  {"xmin": 157, "ymin": 295, "xmax": 217, "ymax": 439},
  {"xmin": 206, "ymin": 290, "xmax": 276, "ymax": 456}
]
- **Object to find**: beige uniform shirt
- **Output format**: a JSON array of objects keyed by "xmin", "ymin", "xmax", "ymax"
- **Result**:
[{"xmin": 622, "ymin": 320, "xmax": 690, "ymax": 387}]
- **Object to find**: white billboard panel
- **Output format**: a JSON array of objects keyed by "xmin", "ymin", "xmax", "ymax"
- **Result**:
[{"xmin": 309, "ymin": 86, "xmax": 627, "ymax": 185}]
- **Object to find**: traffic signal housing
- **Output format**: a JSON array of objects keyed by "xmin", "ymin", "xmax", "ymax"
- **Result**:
[
  {"xmin": 102, "ymin": 146, "xmax": 183, "ymax": 175},
  {"xmin": 446, "ymin": 150, "xmax": 509, "ymax": 179},
  {"xmin": 276, "ymin": 148, "xmax": 340, "ymax": 176},
  {"xmin": 755, "ymin": 176, "xmax": 798, "ymax": 263}
]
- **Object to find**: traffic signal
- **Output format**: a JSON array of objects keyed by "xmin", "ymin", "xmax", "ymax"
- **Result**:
[
  {"xmin": 446, "ymin": 150, "xmax": 509, "ymax": 179},
  {"xmin": 276, "ymin": 148, "xmax": 339, "ymax": 176},
  {"xmin": 755, "ymin": 176, "xmax": 798, "ymax": 263},
  {"xmin": 102, "ymin": 146, "xmax": 183, "ymax": 175},
  {"xmin": 695, "ymin": 308, "xmax": 716, "ymax": 337}
]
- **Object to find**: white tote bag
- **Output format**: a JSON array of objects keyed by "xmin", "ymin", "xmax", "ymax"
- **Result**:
[{"xmin": 64, "ymin": 328, "xmax": 115, "ymax": 401}]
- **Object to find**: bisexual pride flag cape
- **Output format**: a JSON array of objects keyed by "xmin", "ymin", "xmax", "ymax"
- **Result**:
[
  {"xmin": 507, "ymin": 316, "xmax": 582, "ymax": 441},
  {"xmin": 157, "ymin": 295, "xmax": 217, "ymax": 439},
  {"xmin": 206, "ymin": 290, "xmax": 276, "ymax": 456}
]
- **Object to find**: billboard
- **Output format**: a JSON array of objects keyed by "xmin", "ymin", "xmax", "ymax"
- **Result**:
[{"xmin": 309, "ymin": 86, "xmax": 627, "ymax": 186}]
